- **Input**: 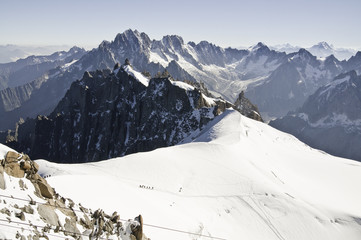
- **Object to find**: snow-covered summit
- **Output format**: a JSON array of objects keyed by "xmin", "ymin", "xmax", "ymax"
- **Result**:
[
  {"xmin": 311, "ymin": 41, "xmax": 333, "ymax": 51},
  {"xmin": 121, "ymin": 63, "xmax": 150, "ymax": 87},
  {"xmin": 34, "ymin": 109, "xmax": 361, "ymax": 240}
]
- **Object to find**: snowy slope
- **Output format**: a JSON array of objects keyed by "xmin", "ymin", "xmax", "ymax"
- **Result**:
[
  {"xmin": 0, "ymin": 145, "xmax": 144, "ymax": 240},
  {"xmin": 36, "ymin": 110, "xmax": 361, "ymax": 240}
]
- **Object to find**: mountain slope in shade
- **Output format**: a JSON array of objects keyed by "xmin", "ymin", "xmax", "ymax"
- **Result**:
[
  {"xmin": 34, "ymin": 109, "xmax": 361, "ymax": 240},
  {"xmin": 270, "ymin": 70, "xmax": 361, "ymax": 161}
]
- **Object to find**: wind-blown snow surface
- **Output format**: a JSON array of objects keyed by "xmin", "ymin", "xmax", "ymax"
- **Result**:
[{"xmin": 36, "ymin": 110, "xmax": 361, "ymax": 240}]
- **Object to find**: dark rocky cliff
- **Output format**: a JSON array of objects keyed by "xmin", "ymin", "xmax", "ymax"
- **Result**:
[
  {"xmin": 4, "ymin": 64, "xmax": 226, "ymax": 163},
  {"xmin": 3, "ymin": 62, "xmax": 262, "ymax": 163}
]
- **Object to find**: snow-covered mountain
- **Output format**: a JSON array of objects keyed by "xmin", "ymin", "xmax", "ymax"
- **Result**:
[
  {"xmin": 270, "ymin": 43, "xmax": 301, "ymax": 54},
  {"xmin": 271, "ymin": 42, "xmax": 356, "ymax": 60},
  {"xmin": 0, "ymin": 45, "xmax": 74, "ymax": 64},
  {"xmin": 270, "ymin": 70, "xmax": 361, "ymax": 161},
  {"xmin": 0, "ymin": 47, "xmax": 86, "ymax": 130},
  {"xmin": 308, "ymin": 42, "xmax": 356, "ymax": 60},
  {"xmin": 245, "ymin": 48, "xmax": 341, "ymax": 119},
  {"xmin": 0, "ymin": 46, "xmax": 86, "ymax": 90},
  {"xmin": 0, "ymin": 145, "xmax": 147, "ymax": 240},
  {"xmin": 2, "ymin": 30, "xmax": 361, "ymax": 130},
  {"xmin": 2, "ymin": 61, "xmax": 262, "ymax": 163},
  {"xmin": 24, "ymin": 109, "xmax": 361, "ymax": 240}
]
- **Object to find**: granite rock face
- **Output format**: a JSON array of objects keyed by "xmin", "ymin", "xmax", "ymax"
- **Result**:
[
  {"xmin": 3, "ymin": 61, "xmax": 263, "ymax": 163},
  {"xmin": 234, "ymin": 91, "xmax": 263, "ymax": 122},
  {"xmin": 4, "ymin": 64, "xmax": 228, "ymax": 163}
]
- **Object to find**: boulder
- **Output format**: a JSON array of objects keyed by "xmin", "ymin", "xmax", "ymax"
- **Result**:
[
  {"xmin": 0, "ymin": 165, "xmax": 5, "ymax": 190},
  {"xmin": 20, "ymin": 161, "xmax": 32, "ymax": 171},
  {"xmin": 38, "ymin": 204, "xmax": 59, "ymax": 226},
  {"xmin": 33, "ymin": 161, "xmax": 39, "ymax": 173},
  {"xmin": 35, "ymin": 178, "xmax": 55, "ymax": 199},
  {"xmin": 131, "ymin": 215, "xmax": 143, "ymax": 240},
  {"xmin": 15, "ymin": 211, "xmax": 25, "ymax": 221},
  {"xmin": 64, "ymin": 217, "xmax": 81, "ymax": 237},
  {"xmin": 5, "ymin": 151, "xmax": 22, "ymax": 163},
  {"xmin": 4, "ymin": 162, "xmax": 25, "ymax": 178}
]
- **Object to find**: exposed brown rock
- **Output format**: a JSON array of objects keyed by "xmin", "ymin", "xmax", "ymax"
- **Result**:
[
  {"xmin": 234, "ymin": 91, "xmax": 263, "ymax": 122},
  {"xmin": 5, "ymin": 151, "xmax": 22, "ymax": 163},
  {"xmin": 0, "ymin": 165, "xmax": 5, "ymax": 190},
  {"xmin": 33, "ymin": 161, "xmax": 39, "ymax": 173},
  {"xmin": 64, "ymin": 217, "xmax": 81, "ymax": 237},
  {"xmin": 131, "ymin": 215, "xmax": 143, "ymax": 240},
  {"xmin": 20, "ymin": 161, "xmax": 31, "ymax": 171},
  {"xmin": 37, "ymin": 204, "xmax": 59, "ymax": 226},
  {"xmin": 15, "ymin": 211, "xmax": 25, "ymax": 221},
  {"xmin": 18, "ymin": 179, "xmax": 27, "ymax": 190},
  {"xmin": 4, "ymin": 162, "xmax": 25, "ymax": 178},
  {"xmin": 20, "ymin": 205, "xmax": 34, "ymax": 214},
  {"xmin": 0, "ymin": 207, "xmax": 10, "ymax": 216},
  {"xmin": 33, "ymin": 178, "xmax": 55, "ymax": 199}
]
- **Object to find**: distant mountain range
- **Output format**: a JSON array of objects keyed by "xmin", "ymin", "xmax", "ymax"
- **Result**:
[
  {"xmin": 1, "ymin": 30, "xmax": 361, "ymax": 131},
  {"xmin": 270, "ymin": 42, "xmax": 357, "ymax": 60},
  {"xmin": 270, "ymin": 70, "xmax": 361, "ymax": 161},
  {"xmin": 0, "ymin": 44, "xmax": 74, "ymax": 63},
  {"xmin": 0, "ymin": 46, "xmax": 86, "ymax": 90}
]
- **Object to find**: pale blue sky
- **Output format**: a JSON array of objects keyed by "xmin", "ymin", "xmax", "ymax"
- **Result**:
[{"xmin": 1, "ymin": 0, "xmax": 360, "ymax": 49}]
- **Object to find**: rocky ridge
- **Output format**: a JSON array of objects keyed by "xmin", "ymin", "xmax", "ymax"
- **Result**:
[
  {"xmin": 2, "ymin": 61, "xmax": 262, "ymax": 163},
  {"xmin": 0, "ymin": 148, "xmax": 147, "ymax": 240}
]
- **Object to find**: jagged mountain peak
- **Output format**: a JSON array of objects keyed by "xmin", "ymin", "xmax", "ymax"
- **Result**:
[
  {"xmin": 119, "ymin": 28, "xmax": 141, "ymax": 39},
  {"xmin": 112, "ymin": 29, "xmax": 151, "ymax": 49},
  {"xmin": 252, "ymin": 42, "xmax": 268, "ymax": 50},
  {"xmin": 161, "ymin": 35, "xmax": 185, "ymax": 48},
  {"xmin": 333, "ymin": 70, "xmax": 358, "ymax": 81},
  {"xmin": 248, "ymin": 42, "xmax": 272, "ymax": 57},
  {"xmin": 312, "ymin": 41, "xmax": 333, "ymax": 50},
  {"xmin": 290, "ymin": 48, "xmax": 317, "ymax": 63},
  {"xmin": 325, "ymin": 54, "xmax": 338, "ymax": 62},
  {"xmin": 196, "ymin": 40, "xmax": 219, "ymax": 49},
  {"xmin": 98, "ymin": 40, "xmax": 111, "ymax": 48},
  {"xmin": 350, "ymin": 51, "xmax": 361, "ymax": 60},
  {"xmin": 299, "ymin": 70, "xmax": 361, "ymax": 123},
  {"xmin": 6, "ymin": 64, "xmax": 234, "ymax": 163},
  {"xmin": 297, "ymin": 48, "xmax": 313, "ymax": 56}
]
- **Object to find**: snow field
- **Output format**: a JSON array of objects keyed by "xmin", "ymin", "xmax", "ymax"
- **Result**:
[{"xmin": 32, "ymin": 109, "xmax": 361, "ymax": 239}]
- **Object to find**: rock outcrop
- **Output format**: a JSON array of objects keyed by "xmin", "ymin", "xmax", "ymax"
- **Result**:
[
  {"xmin": 3, "ymin": 61, "xmax": 263, "ymax": 163},
  {"xmin": 0, "ymin": 149, "xmax": 148, "ymax": 239},
  {"xmin": 234, "ymin": 91, "xmax": 263, "ymax": 122}
]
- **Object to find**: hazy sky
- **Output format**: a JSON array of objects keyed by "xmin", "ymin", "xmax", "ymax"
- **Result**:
[{"xmin": 1, "ymin": 0, "xmax": 361, "ymax": 49}]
